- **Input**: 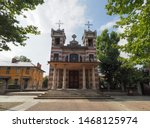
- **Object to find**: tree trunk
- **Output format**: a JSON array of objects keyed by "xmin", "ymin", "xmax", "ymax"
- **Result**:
[{"xmin": 121, "ymin": 82, "xmax": 125, "ymax": 92}]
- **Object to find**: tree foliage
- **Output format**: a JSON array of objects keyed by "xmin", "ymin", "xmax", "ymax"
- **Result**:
[
  {"xmin": 106, "ymin": 0, "xmax": 150, "ymax": 66},
  {"xmin": 42, "ymin": 76, "xmax": 48, "ymax": 88},
  {"xmin": 14, "ymin": 55, "xmax": 31, "ymax": 62},
  {"xmin": 0, "ymin": 0, "xmax": 44, "ymax": 51},
  {"xmin": 96, "ymin": 29, "xmax": 120, "ymax": 87},
  {"xmin": 116, "ymin": 67, "xmax": 144, "ymax": 87}
]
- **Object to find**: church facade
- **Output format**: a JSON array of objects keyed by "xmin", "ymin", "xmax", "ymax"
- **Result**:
[{"xmin": 48, "ymin": 28, "xmax": 100, "ymax": 90}]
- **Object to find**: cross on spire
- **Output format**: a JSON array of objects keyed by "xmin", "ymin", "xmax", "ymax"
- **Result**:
[
  {"xmin": 56, "ymin": 20, "xmax": 63, "ymax": 30},
  {"xmin": 72, "ymin": 34, "xmax": 77, "ymax": 40},
  {"xmin": 85, "ymin": 21, "xmax": 93, "ymax": 30}
]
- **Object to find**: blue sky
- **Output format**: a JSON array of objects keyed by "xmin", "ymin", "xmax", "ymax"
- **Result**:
[{"xmin": 0, "ymin": 0, "xmax": 121, "ymax": 75}]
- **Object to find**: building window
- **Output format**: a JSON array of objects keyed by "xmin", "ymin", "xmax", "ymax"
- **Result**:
[
  {"xmin": 80, "ymin": 56, "xmax": 82, "ymax": 62},
  {"xmin": 88, "ymin": 39, "xmax": 93, "ymax": 47},
  {"xmin": 6, "ymin": 67, "xmax": 11, "ymax": 74},
  {"xmin": 54, "ymin": 54, "xmax": 59, "ymax": 61},
  {"xmin": 16, "ymin": 68, "xmax": 20, "ymax": 74},
  {"xmin": 55, "ymin": 38, "xmax": 60, "ymax": 45},
  {"xmin": 26, "ymin": 67, "xmax": 30, "ymax": 74},
  {"xmin": 89, "ymin": 54, "xmax": 94, "ymax": 62},
  {"xmin": 65, "ymin": 55, "xmax": 68, "ymax": 62},
  {"xmin": 70, "ymin": 54, "xmax": 78, "ymax": 62}
]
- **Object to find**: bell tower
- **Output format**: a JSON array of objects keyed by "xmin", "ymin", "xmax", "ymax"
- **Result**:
[
  {"xmin": 50, "ymin": 21, "xmax": 66, "ymax": 62},
  {"xmin": 82, "ymin": 21, "xmax": 97, "ymax": 48},
  {"xmin": 82, "ymin": 21, "xmax": 97, "ymax": 62},
  {"xmin": 51, "ymin": 29, "xmax": 66, "ymax": 47}
]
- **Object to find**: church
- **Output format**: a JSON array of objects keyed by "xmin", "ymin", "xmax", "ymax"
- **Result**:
[{"xmin": 48, "ymin": 23, "xmax": 100, "ymax": 90}]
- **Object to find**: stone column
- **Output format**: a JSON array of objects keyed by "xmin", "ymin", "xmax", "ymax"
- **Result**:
[
  {"xmin": 92, "ymin": 66, "xmax": 96, "ymax": 90},
  {"xmin": 57, "ymin": 69, "xmax": 60, "ymax": 88},
  {"xmin": 62, "ymin": 67, "xmax": 66, "ymax": 89},
  {"xmin": 82, "ymin": 66, "xmax": 86, "ymax": 89},
  {"xmin": 51, "ymin": 67, "xmax": 56, "ymax": 90},
  {"xmin": 88, "ymin": 69, "xmax": 91, "ymax": 88}
]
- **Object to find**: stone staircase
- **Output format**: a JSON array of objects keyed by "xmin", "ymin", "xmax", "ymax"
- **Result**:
[{"xmin": 35, "ymin": 89, "xmax": 113, "ymax": 99}]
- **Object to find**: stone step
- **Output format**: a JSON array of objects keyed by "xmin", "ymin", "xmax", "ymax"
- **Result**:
[
  {"xmin": 35, "ymin": 89, "xmax": 113, "ymax": 99},
  {"xmin": 103, "ymin": 91, "xmax": 127, "ymax": 96},
  {"xmin": 6, "ymin": 91, "xmax": 46, "ymax": 96},
  {"xmin": 35, "ymin": 96, "xmax": 113, "ymax": 99}
]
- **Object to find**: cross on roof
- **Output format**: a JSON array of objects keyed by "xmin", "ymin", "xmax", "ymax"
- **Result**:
[
  {"xmin": 85, "ymin": 21, "xmax": 93, "ymax": 30},
  {"xmin": 56, "ymin": 20, "xmax": 63, "ymax": 30},
  {"xmin": 72, "ymin": 34, "xmax": 77, "ymax": 40}
]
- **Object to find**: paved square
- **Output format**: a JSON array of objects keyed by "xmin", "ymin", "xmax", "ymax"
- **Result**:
[{"xmin": 0, "ymin": 95, "xmax": 150, "ymax": 111}]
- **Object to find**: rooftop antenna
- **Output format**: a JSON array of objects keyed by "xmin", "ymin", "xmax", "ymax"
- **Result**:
[
  {"xmin": 85, "ymin": 21, "xmax": 93, "ymax": 30},
  {"xmin": 56, "ymin": 20, "xmax": 63, "ymax": 30}
]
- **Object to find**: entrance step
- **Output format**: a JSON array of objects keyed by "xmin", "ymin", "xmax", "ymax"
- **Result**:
[
  {"xmin": 6, "ymin": 91, "xmax": 46, "ymax": 96},
  {"xmin": 35, "ymin": 89, "xmax": 113, "ymax": 99},
  {"xmin": 103, "ymin": 91, "xmax": 127, "ymax": 96}
]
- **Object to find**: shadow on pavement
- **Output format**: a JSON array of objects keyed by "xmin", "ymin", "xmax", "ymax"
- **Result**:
[{"xmin": 88, "ymin": 96, "xmax": 150, "ymax": 102}]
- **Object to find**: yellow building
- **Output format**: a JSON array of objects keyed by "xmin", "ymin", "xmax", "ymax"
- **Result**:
[{"xmin": 0, "ymin": 60, "xmax": 44, "ymax": 90}]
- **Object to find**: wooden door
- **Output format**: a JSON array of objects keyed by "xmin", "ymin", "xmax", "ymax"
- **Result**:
[{"xmin": 69, "ymin": 70, "xmax": 79, "ymax": 88}]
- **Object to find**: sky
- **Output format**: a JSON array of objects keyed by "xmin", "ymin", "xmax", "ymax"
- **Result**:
[{"xmin": 0, "ymin": 0, "xmax": 124, "ymax": 76}]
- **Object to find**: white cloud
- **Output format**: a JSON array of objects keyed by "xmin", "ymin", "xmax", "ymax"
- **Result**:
[
  {"xmin": 99, "ymin": 19, "xmax": 118, "ymax": 32},
  {"xmin": 20, "ymin": 0, "xmax": 86, "ymax": 40},
  {"xmin": 99, "ymin": 19, "xmax": 129, "ymax": 58},
  {"xmin": 0, "ymin": 0, "xmax": 86, "ymax": 75},
  {"xmin": 99, "ymin": 18, "xmax": 127, "ymax": 34}
]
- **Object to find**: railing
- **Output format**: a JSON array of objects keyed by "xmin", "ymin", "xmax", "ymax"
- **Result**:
[{"xmin": 51, "ymin": 58, "xmax": 97, "ymax": 62}]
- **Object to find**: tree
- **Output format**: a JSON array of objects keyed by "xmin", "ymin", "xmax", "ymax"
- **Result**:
[
  {"xmin": 0, "ymin": 0, "xmax": 44, "ymax": 51},
  {"xmin": 13, "ymin": 55, "xmax": 31, "ymax": 62},
  {"xmin": 96, "ymin": 29, "xmax": 120, "ymax": 89},
  {"xmin": 106, "ymin": 0, "xmax": 150, "ymax": 67},
  {"xmin": 116, "ymin": 66, "xmax": 143, "ymax": 88},
  {"xmin": 42, "ymin": 76, "xmax": 48, "ymax": 88}
]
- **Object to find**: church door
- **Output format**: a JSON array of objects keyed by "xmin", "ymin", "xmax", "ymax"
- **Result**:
[{"xmin": 69, "ymin": 70, "xmax": 79, "ymax": 89}]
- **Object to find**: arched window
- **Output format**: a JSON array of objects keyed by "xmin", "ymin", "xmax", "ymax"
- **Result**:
[
  {"xmin": 65, "ymin": 55, "xmax": 68, "ymax": 62},
  {"xmin": 55, "ymin": 38, "xmax": 60, "ymax": 45},
  {"xmin": 54, "ymin": 54, "xmax": 59, "ymax": 61},
  {"xmin": 80, "ymin": 56, "xmax": 82, "ymax": 62},
  {"xmin": 89, "ymin": 54, "xmax": 94, "ymax": 62},
  {"xmin": 70, "ymin": 54, "xmax": 78, "ymax": 62},
  {"xmin": 88, "ymin": 39, "xmax": 93, "ymax": 47}
]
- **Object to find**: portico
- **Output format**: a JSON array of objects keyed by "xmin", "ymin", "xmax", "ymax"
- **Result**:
[{"xmin": 49, "ymin": 62, "xmax": 99, "ymax": 90}]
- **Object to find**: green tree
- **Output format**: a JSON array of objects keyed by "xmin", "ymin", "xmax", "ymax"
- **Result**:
[
  {"xmin": 116, "ymin": 67, "xmax": 143, "ymax": 89},
  {"xmin": 13, "ymin": 55, "xmax": 31, "ymax": 62},
  {"xmin": 42, "ymin": 76, "xmax": 48, "ymax": 88},
  {"xmin": 105, "ymin": 0, "xmax": 150, "ymax": 67},
  {"xmin": 97, "ymin": 29, "xmax": 120, "ymax": 89},
  {"xmin": 0, "ymin": 0, "xmax": 44, "ymax": 51}
]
